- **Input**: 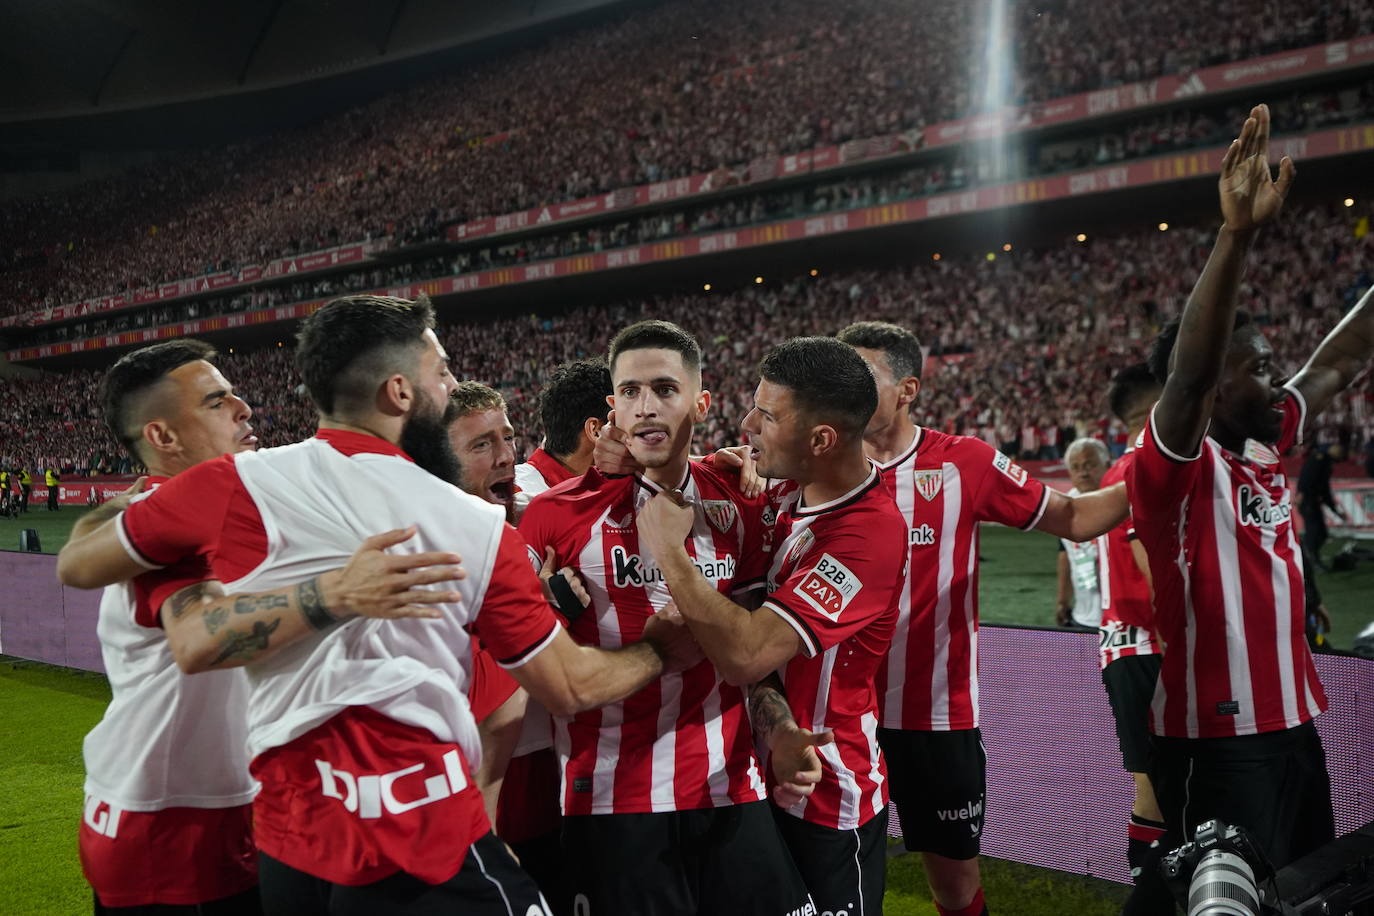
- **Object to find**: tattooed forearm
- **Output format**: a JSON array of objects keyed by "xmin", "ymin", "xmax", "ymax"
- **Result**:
[
  {"xmin": 209, "ymin": 618, "xmax": 283, "ymax": 666},
  {"xmin": 203, "ymin": 606, "xmax": 229, "ymax": 635},
  {"xmin": 166, "ymin": 583, "xmax": 208, "ymax": 620},
  {"xmin": 299, "ymin": 576, "xmax": 350, "ymax": 631},
  {"xmin": 748, "ymin": 676, "xmax": 797, "ymax": 748},
  {"xmin": 233, "ymin": 592, "xmax": 290, "ymax": 615}
]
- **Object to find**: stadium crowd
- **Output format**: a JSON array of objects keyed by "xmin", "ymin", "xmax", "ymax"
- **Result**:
[
  {"xmin": 13, "ymin": 80, "xmax": 1374, "ymax": 352},
  {"xmin": 5, "ymin": 198, "xmax": 1371, "ymax": 480},
  {"xmin": 5, "ymin": 0, "xmax": 1373, "ymax": 320}
]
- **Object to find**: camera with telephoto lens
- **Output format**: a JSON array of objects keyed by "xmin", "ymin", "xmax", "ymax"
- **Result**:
[{"xmin": 1161, "ymin": 820, "xmax": 1278, "ymax": 915}]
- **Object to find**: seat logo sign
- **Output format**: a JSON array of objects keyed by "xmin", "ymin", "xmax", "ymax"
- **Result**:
[{"xmin": 797, "ymin": 553, "xmax": 862, "ymax": 621}]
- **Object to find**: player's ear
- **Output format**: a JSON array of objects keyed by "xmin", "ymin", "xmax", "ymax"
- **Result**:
[
  {"xmin": 695, "ymin": 389, "xmax": 711, "ymax": 421},
  {"xmin": 377, "ymin": 373, "xmax": 411, "ymax": 417},
  {"xmin": 141, "ymin": 419, "xmax": 177, "ymax": 458},
  {"xmin": 583, "ymin": 416, "xmax": 602, "ymax": 442},
  {"xmin": 809, "ymin": 424, "xmax": 838, "ymax": 456},
  {"xmin": 899, "ymin": 376, "xmax": 921, "ymax": 408}
]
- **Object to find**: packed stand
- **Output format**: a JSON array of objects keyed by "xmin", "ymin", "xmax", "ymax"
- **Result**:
[{"xmin": 6, "ymin": 0, "xmax": 1373, "ymax": 320}]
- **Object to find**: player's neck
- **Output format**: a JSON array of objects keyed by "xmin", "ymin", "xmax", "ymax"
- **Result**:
[
  {"xmin": 642, "ymin": 452, "xmax": 691, "ymax": 490},
  {"xmin": 801, "ymin": 448, "xmax": 873, "ymax": 507},
  {"xmin": 558, "ymin": 441, "xmax": 595, "ymax": 476},
  {"xmin": 864, "ymin": 415, "xmax": 918, "ymax": 464},
  {"xmin": 317, "ymin": 417, "xmax": 401, "ymax": 446}
]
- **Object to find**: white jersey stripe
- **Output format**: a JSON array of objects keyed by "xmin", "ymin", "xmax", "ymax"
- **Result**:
[
  {"xmin": 930, "ymin": 463, "xmax": 962, "ymax": 729},
  {"xmin": 581, "ymin": 505, "xmax": 623, "ymax": 813},
  {"xmin": 862, "ymin": 710, "xmax": 884, "ymax": 818},
  {"xmin": 964, "ymin": 525, "xmax": 980, "ymax": 721},
  {"xmin": 884, "ymin": 460, "xmax": 917, "ymax": 726},
  {"xmin": 1212, "ymin": 448, "xmax": 1256, "ymax": 735}
]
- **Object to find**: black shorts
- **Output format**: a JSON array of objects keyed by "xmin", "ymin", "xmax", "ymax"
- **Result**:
[
  {"xmin": 1151, "ymin": 721, "xmax": 1335, "ymax": 871},
  {"xmin": 1101, "ymin": 653, "xmax": 1162, "ymax": 773},
  {"xmin": 256, "ymin": 833, "xmax": 550, "ymax": 916},
  {"xmin": 877, "ymin": 727, "xmax": 986, "ymax": 860},
  {"xmin": 773, "ymin": 806, "xmax": 887, "ymax": 916},
  {"xmin": 560, "ymin": 801, "xmax": 811, "ymax": 916}
]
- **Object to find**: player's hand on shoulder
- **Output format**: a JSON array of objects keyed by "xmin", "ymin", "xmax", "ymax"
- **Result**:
[
  {"xmin": 322, "ymin": 526, "xmax": 464, "ymax": 620},
  {"xmin": 769, "ymin": 725, "xmax": 834, "ymax": 808},
  {"xmin": 710, "ymin": 445, "xmax": 765, "ymax": 498},
  {"xmin": 640, "ymin": 600, "xmax": 704, "ymax": 673},
  {"xmin": 593, "ymin": 409, "xmax": 642, "ymax": 477}
]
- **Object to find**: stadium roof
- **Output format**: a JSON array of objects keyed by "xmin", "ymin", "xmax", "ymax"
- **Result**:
[{"xmin": 0, "ymin": 0, "xmax": 643, "ymax": 144}]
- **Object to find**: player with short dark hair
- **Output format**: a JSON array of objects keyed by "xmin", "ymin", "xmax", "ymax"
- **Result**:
[
  {"xmin": 835, "ymin": 319, "xmax": 1129, "ymax": 916},
  {"xmin": 636, "ymin": 335, "xmax": 909, "ymax": 915},
  {"xmin": 447, "ymin": 381, "xmax": 518, "ymax": 521},
  {"xmin": 519, "ymin": 319, "xmax": 813, "ymax": 916},
  {"xmin": 58, "ymin": 296, "xmax": 700, "ymax": 916},
  {"xmin": 1130, "ymin": 104, "xmax": 1374, "ymax": 872},
  {"xmin": 1093, "ymin": 362, "xmax": 1170, "ymax": 914},
  {"xmin": 515, "ymin": 358, "xmax": 612, "ymax": 501}
]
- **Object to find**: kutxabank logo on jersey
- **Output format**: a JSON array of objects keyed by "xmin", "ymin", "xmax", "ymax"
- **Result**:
[
  {"xmin": 609, "ymin": 544, "xmax": 736, "ymax": 588},
  {"xmin": 1236, "ymin": 483, "xmax": 1292, "ymax": 528}
]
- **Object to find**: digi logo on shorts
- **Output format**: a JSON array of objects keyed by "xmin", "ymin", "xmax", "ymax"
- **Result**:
[
  {"xmin": 797, "ymin": 553, "xmax": 862, "ymax": 621},
  {"xmin": 315, "ymin": 750, "xmax": 469, "ymax": 819}
]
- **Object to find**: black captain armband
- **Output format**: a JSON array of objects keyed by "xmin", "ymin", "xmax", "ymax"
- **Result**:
[{"xmin": 547, "ymin": 573, "xmax": 590, "ymax": 623}]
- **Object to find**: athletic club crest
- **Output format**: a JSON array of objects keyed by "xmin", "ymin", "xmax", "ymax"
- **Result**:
[
  {"xmin": 700, "ymin": 499, "xmax": 738, "ymax": 533},
  {"xmin": 913, "ymin": 469, "xmax": 943, "ymax": 501}
]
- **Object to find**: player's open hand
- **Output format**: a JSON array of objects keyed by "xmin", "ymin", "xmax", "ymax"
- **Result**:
[
  {"xmin": 769, "ymin": 725, "xmax": 835, "ymax": 808},
  {"xmin": 641, "ymin": 600, "xmax": 704, "ymax": 673},
  {"xmin": 321, "ymin": 526, "xmax": 464, "ymax": 620},
  {"xmin": 711, "ymin": 445, "xmax": 765, "ymax": 498},
  {"xmin": 593, "ymin": 410, "xmax": 643, "ymax": 477},
  {"xmin": 1219, "ymin": 103, "xmax": 1295, "ymax": 233},
  {"xmin": 637, "ymin": 490, "xmax": 696, "ymax": 561}
]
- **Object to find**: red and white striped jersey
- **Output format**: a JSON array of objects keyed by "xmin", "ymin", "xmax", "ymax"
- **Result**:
[
  {"xmin": 518, "ymin": 462, "xmax": 771, "ymax": 816},
  {"xmin": 1128, "ymin": 392, "xmax": 1328, "ymax": 738},
  {"xmin": 763, "ymin": 466, "xmax": 908, "ymax": 831},
  {"xmin": 874, "ymin": 429, "xmax": 1050, "ymax": 731},
  {"xmin": 1096, "ymin": 450, "xmax": 1160, "ymax": 670},
  {"xmin": 514, "ymin": 448, "xmax": 576, "ymax": 500}
]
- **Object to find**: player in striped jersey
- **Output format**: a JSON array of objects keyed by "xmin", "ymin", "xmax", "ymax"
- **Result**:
[
  {"xmin": 1095, "ymin": 363, "xmax": 1170, "ymax": 914},
  {"xmin": 637, "ymin": 337, "xmax": 909, "ymax": 916},
  {"xmin": 1133, "ymin": 104, "xmax": 1374, "ymax": 869},
  {"xmin": 514, "ymin": 357, "xmax": 611, "ymax": 504},
  {"xmin": 519, "ymin": 320, "xmax": 813, "ymax": 916},
  {"xmin": 834, "ymin": 321, "xmax": 1130, "ymax": 916}
]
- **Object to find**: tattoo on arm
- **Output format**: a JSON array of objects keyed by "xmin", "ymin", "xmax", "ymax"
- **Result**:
[
  {"xmin": 298, "ymin": 576, "xmax": 348, "ymax": 631},
  {"xmin": 167, "ymin": 584, "xmax": 207, "ymax": 620},
  {"xmin": 233, "ymin": 593, "xmax": 289, "ymax": 615},
  {"xmin": 209, "ymin": 618, "xmax": 283, "ymax": 666},
  {"xmin": 748, "ymin": 678, "xmax": 796, "ymax": 748},
  {"xmin": 203, "ymin": 606, "xmax": 229, "ymax": 635}
]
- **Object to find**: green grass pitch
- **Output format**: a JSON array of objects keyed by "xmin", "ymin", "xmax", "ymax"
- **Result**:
[{"xmin": 3, "ymin": 516, "xmax": 1371, "ymax": 913}]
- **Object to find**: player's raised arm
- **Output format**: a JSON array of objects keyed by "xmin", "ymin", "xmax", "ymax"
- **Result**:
[
  {"xmin": 1154, "ymin": 103, "xmax": 1294, "ymax": 458},
  {"xmin": 1288, "ymin": 282, "xmax": 1374, "ymax": 419}
]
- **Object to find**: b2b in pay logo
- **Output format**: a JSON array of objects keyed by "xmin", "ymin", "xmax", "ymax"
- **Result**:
[{"xmin": 797, "ymin": 553, "xmax": 863, "ymax": 621}]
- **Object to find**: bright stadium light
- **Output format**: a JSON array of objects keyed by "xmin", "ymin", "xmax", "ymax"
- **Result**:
[
  {"xmin": 932, "ymin": 253, "xmax": 942, "ymax": 261},
  {"xmin": 754, "ymin": 276, "xmax": 763, "ymax": 284},
  {"xmin": 809, "ymin": 268, "xmax": 819, "ymax": 276},
  {"xmin": 1002, "ymin": 243, "xmax": 1012, "ymax": 251},
  {"xmin": 1345, "ymin": 198, "xmax": 1356, "ymax": 207},
  {"xmin": 1158, "ymin": 222, "xmax": 1169, "ymax": 231},
  {"xmin": 703, "ymin": 283, "xmax": 712, "ymax": 291},
  {"xmin": 1076, "ymin": 233, "xmax": 1087, "ymax": 243},
  {"xmin": 986, "ymin": 252, "xmax": 996, "ymax": 261}
]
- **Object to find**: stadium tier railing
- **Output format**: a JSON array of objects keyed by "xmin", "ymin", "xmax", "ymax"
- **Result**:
[
  {"xmin": 3, "ymin": 550, "xmax": 1369, "ymax": 885},
  {"xmin": 7, "ymin": 32, "xmax": 1373, "ymax": 335}
]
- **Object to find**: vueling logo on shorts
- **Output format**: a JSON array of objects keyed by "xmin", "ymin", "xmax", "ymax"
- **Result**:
[
  {"xmin": 610, "ymin": 545, "xmax": 735, "ymax": 587},
  {"xmin": 936, "ymin": 798, "xmax": 984, "ymax": 822},
  {"xmin": 1237, "ymin": 484, "xmax": 1291, "ymax": 527}
]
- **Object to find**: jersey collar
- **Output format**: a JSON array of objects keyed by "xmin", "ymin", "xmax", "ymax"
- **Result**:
[
  {"xmin": 874, "ymin": 427, "xmax": 923, "ymax": 471},
  {"xmin": 793, "ymin": 462, "xmax": 881, "ymax": 517},
  {"xmin": 314, "ymin": 428, "xmax": 415, "ymax": 463},
  {"xmin": 634, "ymin": 463, "xmax": 692, "ymax": 496}
]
